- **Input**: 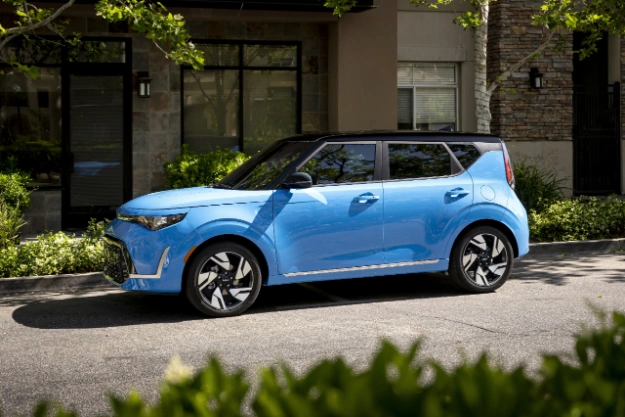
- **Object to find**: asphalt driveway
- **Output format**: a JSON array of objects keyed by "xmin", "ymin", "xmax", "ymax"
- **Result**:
[{"xmin": 1, "ymin": 253, "xmax": 624, "ymax": 416}]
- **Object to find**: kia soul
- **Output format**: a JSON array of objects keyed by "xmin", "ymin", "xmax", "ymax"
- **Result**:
[{"xmin": 103, "ymin": 132, "xmax": 529, "ymax": 317}]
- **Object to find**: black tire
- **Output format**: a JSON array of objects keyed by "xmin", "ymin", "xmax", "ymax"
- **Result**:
[
  {"xmin": 448, "ymin": 226, "xmax": 514, "ymax": 293},
  {"xmin": 184, "ymin": 242, "xmax": 262, "ymax": 317}
]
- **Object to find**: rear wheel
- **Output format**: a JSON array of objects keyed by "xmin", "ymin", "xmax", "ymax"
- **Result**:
[
  {"xmin": 184, "ymin": 242, "xmax": 262, "ymax": 317},
  {"xmin": 449, "ymin": 226, "xmax": 514, "ymax": 293}
]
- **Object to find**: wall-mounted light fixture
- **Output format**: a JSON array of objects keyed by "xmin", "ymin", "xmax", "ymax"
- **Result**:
[
  {"xmin": 529, "ymin": 68, "xmax": 544, "ymax": 89},
  {"xmin": 137, "ymin": 71, "xmax": 152, "ymax": 98}
]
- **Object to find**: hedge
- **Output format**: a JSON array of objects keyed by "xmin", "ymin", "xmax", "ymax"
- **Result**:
[
  {"xmin": 529, "ymin": 196, "xmax": 625, "ymax": 242},
  {"xmin": 14, "ymin": 310, "xmax": 625, "ymax": 417}
]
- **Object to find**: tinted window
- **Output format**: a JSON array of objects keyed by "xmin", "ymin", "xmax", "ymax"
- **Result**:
[
  {"xmin": 449, "ymin": 144, "xmax": 481, "ymax": 169},
  {"xmin": 300, "ymin": 144, "xmax": 376, "ymax": 185},
  {"xmin": 388, "ymin": 143, "xmax": 452, "ymax": 180},
  {"xmin": 218, "ymin": 141, "xmax": 309, "ymax": 190}
]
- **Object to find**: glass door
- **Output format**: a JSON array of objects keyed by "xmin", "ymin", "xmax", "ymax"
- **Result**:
[{"xmin": 66, "ymin": 73, "xmax": 126, "ymax": 227}]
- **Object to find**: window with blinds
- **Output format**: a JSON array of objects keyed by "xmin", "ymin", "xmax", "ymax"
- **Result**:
[{"xmin": 397, "ymin": 63, "xmax": 458, "ymax": 131}]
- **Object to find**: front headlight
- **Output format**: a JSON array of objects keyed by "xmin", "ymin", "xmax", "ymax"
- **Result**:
[{"xmin": 117, "ymin": 213, "xmax": 186, "ymax": 231}]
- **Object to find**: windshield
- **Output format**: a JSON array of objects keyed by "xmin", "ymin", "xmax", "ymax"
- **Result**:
[{"xmin": 217, "ymin": 141, "xmax": 312, "ymax": 190}]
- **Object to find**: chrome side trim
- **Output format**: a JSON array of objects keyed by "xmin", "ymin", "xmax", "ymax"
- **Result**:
[
  {"xmin": 284, "ymin": 259, "xmax": 439, "ymax": 277},
  {"xmin": 128, "ymin": 247, "xmax": 170, "ymax": 279}
]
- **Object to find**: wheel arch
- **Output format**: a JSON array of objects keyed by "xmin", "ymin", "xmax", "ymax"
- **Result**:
[
  {"xmin": 182, "ymin": 234, "xmax": 271, "ymax": 285},
  {"xmin": 450, "ymin": 220, "xmax": 519, "ymax": 258}
]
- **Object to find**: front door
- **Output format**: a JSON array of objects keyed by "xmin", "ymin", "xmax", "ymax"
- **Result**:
[
  {"xmin": 273, "ymin": 142, "xmax": 384, "ymax": 275},
  {"xmin": 63, "ymin": 40, "xmax": 131, "ymax": 228},
  {"xmin": 382, "ymin": 142, "xmax": 473, "ymax": 263}
]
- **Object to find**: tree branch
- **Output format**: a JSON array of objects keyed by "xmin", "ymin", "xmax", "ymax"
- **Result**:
[
  {"xmin": 0, "ymin": 34, "xmax": 19, "ymax": 62},
  {"xmin": 487, "ymin": 28, "xmax": 557, "ymax": 95},
  {"xmin": 0, "ymin": 0, "xmax": 77, "ymax": 51},
  {"xmin": 5, "ymin": 0, "xmax": 76, "ymax": 34}
]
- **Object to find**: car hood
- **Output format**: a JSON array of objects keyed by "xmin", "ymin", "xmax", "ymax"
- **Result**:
[{"xmin": 118, "ymin": 187, "xmax": 272, "ymax": 213}]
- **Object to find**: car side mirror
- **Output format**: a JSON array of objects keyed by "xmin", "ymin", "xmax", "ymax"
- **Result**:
[{"xmin": 283, "ymin": 172, "xmax": 313, "ymax": 189}]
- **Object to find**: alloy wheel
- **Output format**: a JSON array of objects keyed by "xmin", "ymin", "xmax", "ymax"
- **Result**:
[
  {"xmin": 461, "ymin": 233, "xmax": 509, "ymax": 287},
  {"xmin": 196, "ymin": 251, "xmax": 254, "ymax": 311}
]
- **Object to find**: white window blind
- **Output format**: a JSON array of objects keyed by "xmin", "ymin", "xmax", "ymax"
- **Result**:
[
  {"xmin": 397, "ymin": 62, "xmax": 458, "ymax": 131},
  {"xmin": 414, "ymin": 88, "xmax": 456, "ymax": 124},
  {"xmin": 397, "ymin": 88, "xmax": 413, "ymax": 125},
  {"xmin": 413, "ymin": 63, "xmax": 456, "ymax": 85}
]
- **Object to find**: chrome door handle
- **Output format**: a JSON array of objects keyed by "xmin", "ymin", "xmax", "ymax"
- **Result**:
[
  {"xmin": 446, "ymin": 188, "xmax": 470, "ymax": 198},
  {"xmin": 355, "ymin": 195, "xmax": 380, "ymax": 204}
]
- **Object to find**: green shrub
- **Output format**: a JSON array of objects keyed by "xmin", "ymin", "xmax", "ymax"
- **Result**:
[
  {"xmin": 20, "ymin": 310, "xmax": 625, "ymax": 417},
  {"xmin": 0, "ymin": 171, "xmax": 31, "ymax": 211},
  {"xmin": 0, "ymin": 203, "xmax": 25, "ymax": 250},
  {"xmin": 513, "ymin": 158, "xmax": 566, "ymax": 212},
  {"xmin": 163, "ymin": 145, "xmax": 250, "ymax": 190},
  {"xmin": 0, "ymin": 219, "xmax": 109, "ymax": 278},
  {"xmin": 530, "ymin": 196, "xmax": 625, "ymax": 242}
]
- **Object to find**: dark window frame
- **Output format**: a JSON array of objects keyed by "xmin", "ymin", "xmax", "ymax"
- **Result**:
[
  {"xmin": 0, "ymin": 36, "xmax": 132, "ymax": 197},
  {"xmin": 382, "ymin": 141, "xmax": 464, "ymax": 182},
  {"xmin": 180, "ymin": 39, "xmax": 302, "ymax": 153}
]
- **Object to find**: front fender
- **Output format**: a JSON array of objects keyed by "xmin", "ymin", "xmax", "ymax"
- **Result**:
[{"xmin": 193, "ymin": 219, "xmax": 279, "ymax": 279}]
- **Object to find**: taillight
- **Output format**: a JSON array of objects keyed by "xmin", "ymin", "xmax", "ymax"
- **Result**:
[{"xmin": 501, "ymin": 141, "xmax": 515, "ymax": 189}]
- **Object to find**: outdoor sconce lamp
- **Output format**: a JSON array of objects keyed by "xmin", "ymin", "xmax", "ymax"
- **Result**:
[
  {"xmin": 530, "ymin": 68, "xmax": 544, "ymax": 89},
  {"xmin": 138, "ymin": 72, "xmax": 152, "ymax": 98}
]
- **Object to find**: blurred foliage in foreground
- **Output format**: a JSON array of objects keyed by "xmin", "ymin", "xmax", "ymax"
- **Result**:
[{"xmin": 8, "ymin": 310, "xmax": 625, "ymax": 417}]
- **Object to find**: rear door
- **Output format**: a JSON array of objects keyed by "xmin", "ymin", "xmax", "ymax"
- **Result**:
[
  {"xmin": 273, "ymin": 142, "xmax": 385, "ymax": 276},
  {"xmin": 382, "ymin": 141, "xmax": 474, "ymax": 263}
]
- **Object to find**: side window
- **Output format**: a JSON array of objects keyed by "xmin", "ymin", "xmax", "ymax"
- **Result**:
[
  {"xmin": 448, "ymin": 144, "xmax": 481, "ymax": 169},
  {"xmin": 300, "ymin": 144, "xmax": 376, "ymax": 185},
  {"xmin": 388, "ymin": 143, "xmax": 452, "ymax": 180}
]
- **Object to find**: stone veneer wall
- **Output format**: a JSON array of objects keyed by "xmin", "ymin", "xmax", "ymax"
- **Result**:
[
  {"xmin": 487, "ymin": 0, "xmax": 574, "ymax": 142},
  {"xmin": 21, "ymin": 191, "xmax": 61, "ymax": 234}
]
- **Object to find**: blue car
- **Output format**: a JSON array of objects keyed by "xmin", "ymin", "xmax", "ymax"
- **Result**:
[{"xmin": 103, "ymin": 132, "xmax": 529, "ymax": 317}]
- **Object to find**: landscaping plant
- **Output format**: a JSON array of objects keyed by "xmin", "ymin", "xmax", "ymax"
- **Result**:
[
  {"xmin": 512, "ymin": 157, "xmax": 566, "ymax": 213},
  {"xmin": 0, "ymin": 216, "xmax": 110, "ymax": 278},
  {"xmin": 163, "ymin": 145, "xmax": 250, "ymax": 190},
  {"xmin": 0, "ymin": 171, "xmax": 31, "ymax": 211},
  {"xmin": 11, "ymin": 310, "xmax": 625, "ymax": 417},
  {"xmin": 529, "ymin": 196, "xmax": 625, "ymax": 242},
  {"xmin": 0, "ymin": 203, "xmax": 25, "ymax": 250}
]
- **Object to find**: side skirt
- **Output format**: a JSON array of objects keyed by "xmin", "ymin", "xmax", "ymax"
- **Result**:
[{"xmin": 265, "ymin": 259, "xmax": 449, "ymax": 286}]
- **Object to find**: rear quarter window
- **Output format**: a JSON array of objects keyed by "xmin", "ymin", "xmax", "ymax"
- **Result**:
[{"xmin": 448, "ymin": 144, "xmax": 481, "ymax": 169}]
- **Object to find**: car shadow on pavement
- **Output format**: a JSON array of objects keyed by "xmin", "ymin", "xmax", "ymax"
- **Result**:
[
  {"xmin": 513, "ymin": 254, "xmax": 625, "ymax": 286},
  {"xmin": 11, "ymin": 273, "xmax": 464, "ymax": 330}
]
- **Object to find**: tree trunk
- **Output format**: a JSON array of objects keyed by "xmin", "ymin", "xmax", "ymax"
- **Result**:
[{"xmin": 474, "ymin": 3, "xmax": 492, "ymax": 134}]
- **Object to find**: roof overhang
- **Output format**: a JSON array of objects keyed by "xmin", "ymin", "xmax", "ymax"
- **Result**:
[
  {"xmin": 32, "ymin": 0, "xmax": 376, "ymax": 12},
  {"xmin": 167, "ymin": 0, "xmax": 375, "ymax": 12}
]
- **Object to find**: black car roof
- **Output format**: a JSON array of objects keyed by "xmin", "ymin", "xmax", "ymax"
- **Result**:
[{"xmin": 283, "ymin": 131, "xmax": 502, "ymax": 144}]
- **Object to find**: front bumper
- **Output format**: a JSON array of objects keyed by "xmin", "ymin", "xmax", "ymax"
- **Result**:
[{"xmin": 103, "ymin": 217, "xmax": 203, "ymax": 293}]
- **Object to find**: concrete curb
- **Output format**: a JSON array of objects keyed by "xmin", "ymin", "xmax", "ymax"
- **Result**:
[
  {"xmin": 0, "ymin": 272, "xmax": 113, "ymax": 295},
  {"xmin": 528, "ymin": 238, "xmax": 625, "ymax": 256},
  {"xmin": 1, "ymin": 239, "xmax": 624, "ymax": 295}
]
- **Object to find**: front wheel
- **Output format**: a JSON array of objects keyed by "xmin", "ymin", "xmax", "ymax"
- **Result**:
[
  {"xmin": 184, "ymin": 242, "xmax": 262, "ymax": 317},
  {"xmin": 448, "ymin": 226, "xmax": 514, "ymax": 293}
]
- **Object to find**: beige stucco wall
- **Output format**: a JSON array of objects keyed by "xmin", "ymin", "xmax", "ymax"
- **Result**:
[
  {"xmin": 397, "ymin": 0, "xmax": 476, "ymax": 132},
  {"xmin": 328, "ymin": 0, "xmax": 398, "ymax": 131},
  {"xmin": 505, "ymin": 141, "xmax": 574, "ymax": 197}
]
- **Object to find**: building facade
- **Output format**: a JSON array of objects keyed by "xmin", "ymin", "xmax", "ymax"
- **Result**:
[
  {"xmin": 398, "ymin": 0, "xmax": 624, "ymax": 198},
  {"xmin": 1, "ymin": 0, "xmax": 624, "ymax": 234},
  {"xmin": 0, "ymin": 0, "xmax": 397, "ymax": 232}
]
